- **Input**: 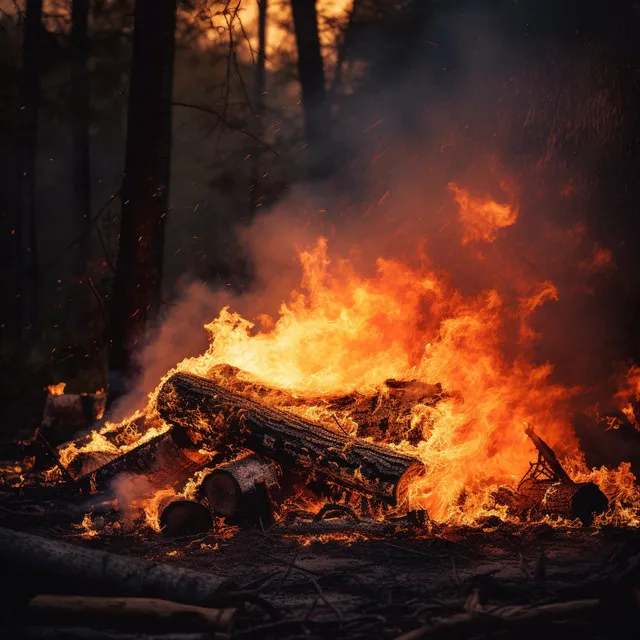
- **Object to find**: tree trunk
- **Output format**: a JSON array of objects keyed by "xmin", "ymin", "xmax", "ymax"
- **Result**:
[
  {"xmin": 156, "ymin": 372, "xmax": 426, "ymax": 506},
  {"xmin": 71, "ymin": 0, "xmax": 92, "ymax": 283},
  {"xmin": 251, "ymin": 0, "xmax": 268, "ymax": 208},
  {"xmin": 108, "ymin": 0, "xmax": 177, "ymax": 400},
  {"xmin": 13, "ymin": 0, "xmax": 43, "ymax": 339},
  {"xmin": 290, "ymin": 0, "xmax": 333, "ymax": 178}
]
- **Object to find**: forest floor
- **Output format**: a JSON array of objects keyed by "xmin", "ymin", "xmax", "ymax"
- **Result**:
[{"xmin": 1, "ymin": 485, "xmax": 639, "ymax": 639}]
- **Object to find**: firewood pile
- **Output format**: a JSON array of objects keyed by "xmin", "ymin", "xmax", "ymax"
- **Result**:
[
  {"xmin": 1, "ymin": 365, "xmax": 634, "ymax": 638},
  {"xmin": 2, "ymin": 365, "xmax": 611, "ymax": 539}
]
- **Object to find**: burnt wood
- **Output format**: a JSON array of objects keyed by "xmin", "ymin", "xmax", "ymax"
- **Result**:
[
  {"xmin": 156, "ymin": 372, "xmax": 426, "ymax": 506},
  {"xmin": 516, "ymin": 478, "xmax": 608, "ymax": 526},
  {"xmin": 74, "ymin": 426, "xmax": 210, "ymax": 492},
  {"xmin": 201, "ymin": 454, "xmax": 281, "ymax": 525},
  {"xmin": 0, "ymin": 527, "xmax": 231, "ymax": 606},
  {"xmin": 158, "ymin": 499, "xmax": 214, "ymax": 539}
]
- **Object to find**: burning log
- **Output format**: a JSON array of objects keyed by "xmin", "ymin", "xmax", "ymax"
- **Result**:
[
  {"xmin": 67, "ymin": 451, "xmax": 119, "ymax": 480},
  {"xmin": 516, "ymin": 478, "xmax": 609, "ymax": 526},
  {"xmin": 74, "ymin": 427, "xmax": 210, "ymax": 492},
  {"xmin": 158, "ymin": 499, "xmax": 214, "ymax": 539},
  {"xmin": 208, "ymin": 363, "xmax": 444, "ymax": 445},
  {"xmin": 507, "ymin": 425, "xmax": 608, "ymax": 526},
  {"xmin": 200, "ymin": 454, "xmax": 282, "ymax": 525},
  {"xmin": 157, "ymin": 372, "xmax": 426, "ymax": 506},
  {"xmin": 0, "ymin": 527, "xmax": 232, "ymax": 606},
  {"xmin": 29, "ymin": 595, "xmax": 236, "ymax": 633}
]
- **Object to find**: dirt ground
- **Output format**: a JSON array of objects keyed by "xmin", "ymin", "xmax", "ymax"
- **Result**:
[{"xmin": 1, "ymin": 486, "xmax": 639, "ymax": 639}]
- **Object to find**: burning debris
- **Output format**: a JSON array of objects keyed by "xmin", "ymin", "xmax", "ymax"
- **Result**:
[{"xmin": 2, "ymin": 362, "xmax": 618, "ymax": 541}]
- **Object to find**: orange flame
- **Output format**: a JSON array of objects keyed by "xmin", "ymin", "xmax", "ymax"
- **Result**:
[
  {"xmin": 47, "ymin": 382, "xmax": 66, "ymax": 396},
  {"xmin": 448, "ymin": 182, "xmax": 519, "ymax": 245},
  {"xmin": 166, "ymin": 236, "xmax": 592, "ymax": 523}
]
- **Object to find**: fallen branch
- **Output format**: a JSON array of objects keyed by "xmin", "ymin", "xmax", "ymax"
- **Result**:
[
  {"xmin": 29, "ymin": 594, "xmax": 236, "ymax": 632},
  {"xmin": 394, "ymin": 599, "xmax": 601, "ymax": 639},
  {"xmin": 0, "ymin": 527, "xmax": 232, "ymax": 607}
]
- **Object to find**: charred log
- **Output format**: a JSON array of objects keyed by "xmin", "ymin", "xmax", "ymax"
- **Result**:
[
  {"xmin": 516, "ymin": 478, "xmax": 608, "ymax": 526},
  {"xmin": 200, "ymin": 454, "xmax": 281, "ymax": 525},
  {"xmin": 513, "ymin": 425, "xmax": 609, "ymax": 526},
  {"xmin": 156, "ymin": 372, "xmax": 426, "ymax": 506},
  {"xmin": 0, "ymin": 527, "xmax": 231, "ymax": 606},
  {"xmin": 158, "ymin": 499, "xmax": 213, "ymax": 539},
  {"xmin": 74, "ymin": 427, "xmax": 210, "ymax": 492},
  {"xmin": 208, "ymin": 363, "xmax": 444, "ymax": 445},
  {"xmin": 67, "ymin": 451, "xmax": 119, "ymax": 480}
]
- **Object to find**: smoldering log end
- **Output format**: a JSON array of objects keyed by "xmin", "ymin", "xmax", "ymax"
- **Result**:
[{"xmin": 159, "ymin": 500, "xmax": 214, "ymax": 539}]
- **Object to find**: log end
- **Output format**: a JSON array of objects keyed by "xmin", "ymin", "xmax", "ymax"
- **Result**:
[
  {"xmin": 395, "ymin": 460, "xmax": 427, "ymax": 508},
  {"xmin": 159, "ymin": 500, "xmax": 214, "ymax": 538},
  {"xmin": 571, "ymin": 482, "xmax": 609, "ymax": 527}
]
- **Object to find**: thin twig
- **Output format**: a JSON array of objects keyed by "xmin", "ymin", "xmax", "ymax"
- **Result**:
[{"xmin": 172, "ymin": 101, "xmax": 278, "ymax": 154}]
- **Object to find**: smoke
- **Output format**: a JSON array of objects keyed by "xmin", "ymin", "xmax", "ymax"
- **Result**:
[{"xmin": 106, "ymin": 5, "xmax": 640, "ymax": 472}]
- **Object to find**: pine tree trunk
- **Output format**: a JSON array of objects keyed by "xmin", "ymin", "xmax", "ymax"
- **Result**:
[
  {"xmin": 71, "ymin": 0, "xmax": 91, "ymax": 284},
  {"xmin": 251, "ymin": 0, "xmax": 268, "ymax": 208},
  {"xmin": 108, "ymin": 0, "xmax": 177, "ymax": 399},
  {"xmin": 14, "ymin": 0, "xmax": 43, "ymax": 339},
  {"xmin": 290, "ymin": 0, "xmax": 333, "ymax": 178}
]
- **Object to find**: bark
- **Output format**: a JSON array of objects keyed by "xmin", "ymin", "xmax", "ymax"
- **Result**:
[
  {"xmin": 290, "ymin": 0, "xmax": 333, "ymax": 177},
  {"xmin": 71, "ymin": 0, "xmax": 92, "ymax": 282},
  {"xmin": 108, "ymin": 0, "xmax": 177, "ymax": 395},
  {"xmin": 156, "ymin": 372, "xmax": 426, "ymax": 506},
  {"xmin": 201, "ymin": 454, "xmax": 282, "ymax": 524},
  {"xmin": 14, "ymin": 0, "xmax": 43, "ymax": 338},
  {"xmin": 29, "ymin": 595, "xmax": 236, "ymax": 633},
  {"xmin": 0, "ymin": 526, "xmax": 232, "ymax": 605}
]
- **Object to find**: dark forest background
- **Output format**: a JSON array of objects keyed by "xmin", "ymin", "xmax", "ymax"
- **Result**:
[{"xmin": 2, "ymin": 0, "xmax": 640, "ymax": 463}]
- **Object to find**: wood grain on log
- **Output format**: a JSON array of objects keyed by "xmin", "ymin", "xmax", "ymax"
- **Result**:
[
  {"xmin": 0, "ymin": 527, "xmax": 231, "ymax": 605},
  {"xmin": 157, "ymin": 372, "xmax": 426, "ymax": 506}
]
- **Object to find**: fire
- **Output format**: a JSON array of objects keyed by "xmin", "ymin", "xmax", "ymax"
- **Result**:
[
  {"xmin": 163, "ymin": 235, "xmax": 582, "ymax": 524},
  {"xmin": 614, "ymin": 365, "xmax": 640, "ymax": 431},
  {"xmin": 448, "ymin": 182, "xmax": 519, "ymax": 245},
  {"xmin": 42, "ymin": 175, "xmax": 640, "ymax": 532},
  {"xmin": 47, "ymin": 382, "xmax": 66, "ymax": 396}
]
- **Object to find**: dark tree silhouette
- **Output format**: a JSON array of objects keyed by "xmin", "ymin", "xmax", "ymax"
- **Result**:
[
  {"xmin": 290, "ymin": 0, "xmax": 333, "ymax": 178},
  {"xmin": 71, "ymin": 0, "xmax": 91, "ymax": 282},
  {"xmin": 108, "ymin": 0, "xmax": 177, "ymax": 398},
  {"xmin": 251, "ymin": 0, "xmax": 268, "ymax": 207},
  {"xmin": 14, "ymin": 0, "xmax": 43, "ymax": 339}
]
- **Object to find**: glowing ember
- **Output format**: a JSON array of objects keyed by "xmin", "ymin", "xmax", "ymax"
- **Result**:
[{"xmin": 47, "ymin": 382, "xmax": 66, "ymax": 396}]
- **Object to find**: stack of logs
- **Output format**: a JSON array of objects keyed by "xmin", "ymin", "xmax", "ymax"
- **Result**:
[{"xmin": 42, "ymin": 366, "xmax": 609, "ymax": 535}]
